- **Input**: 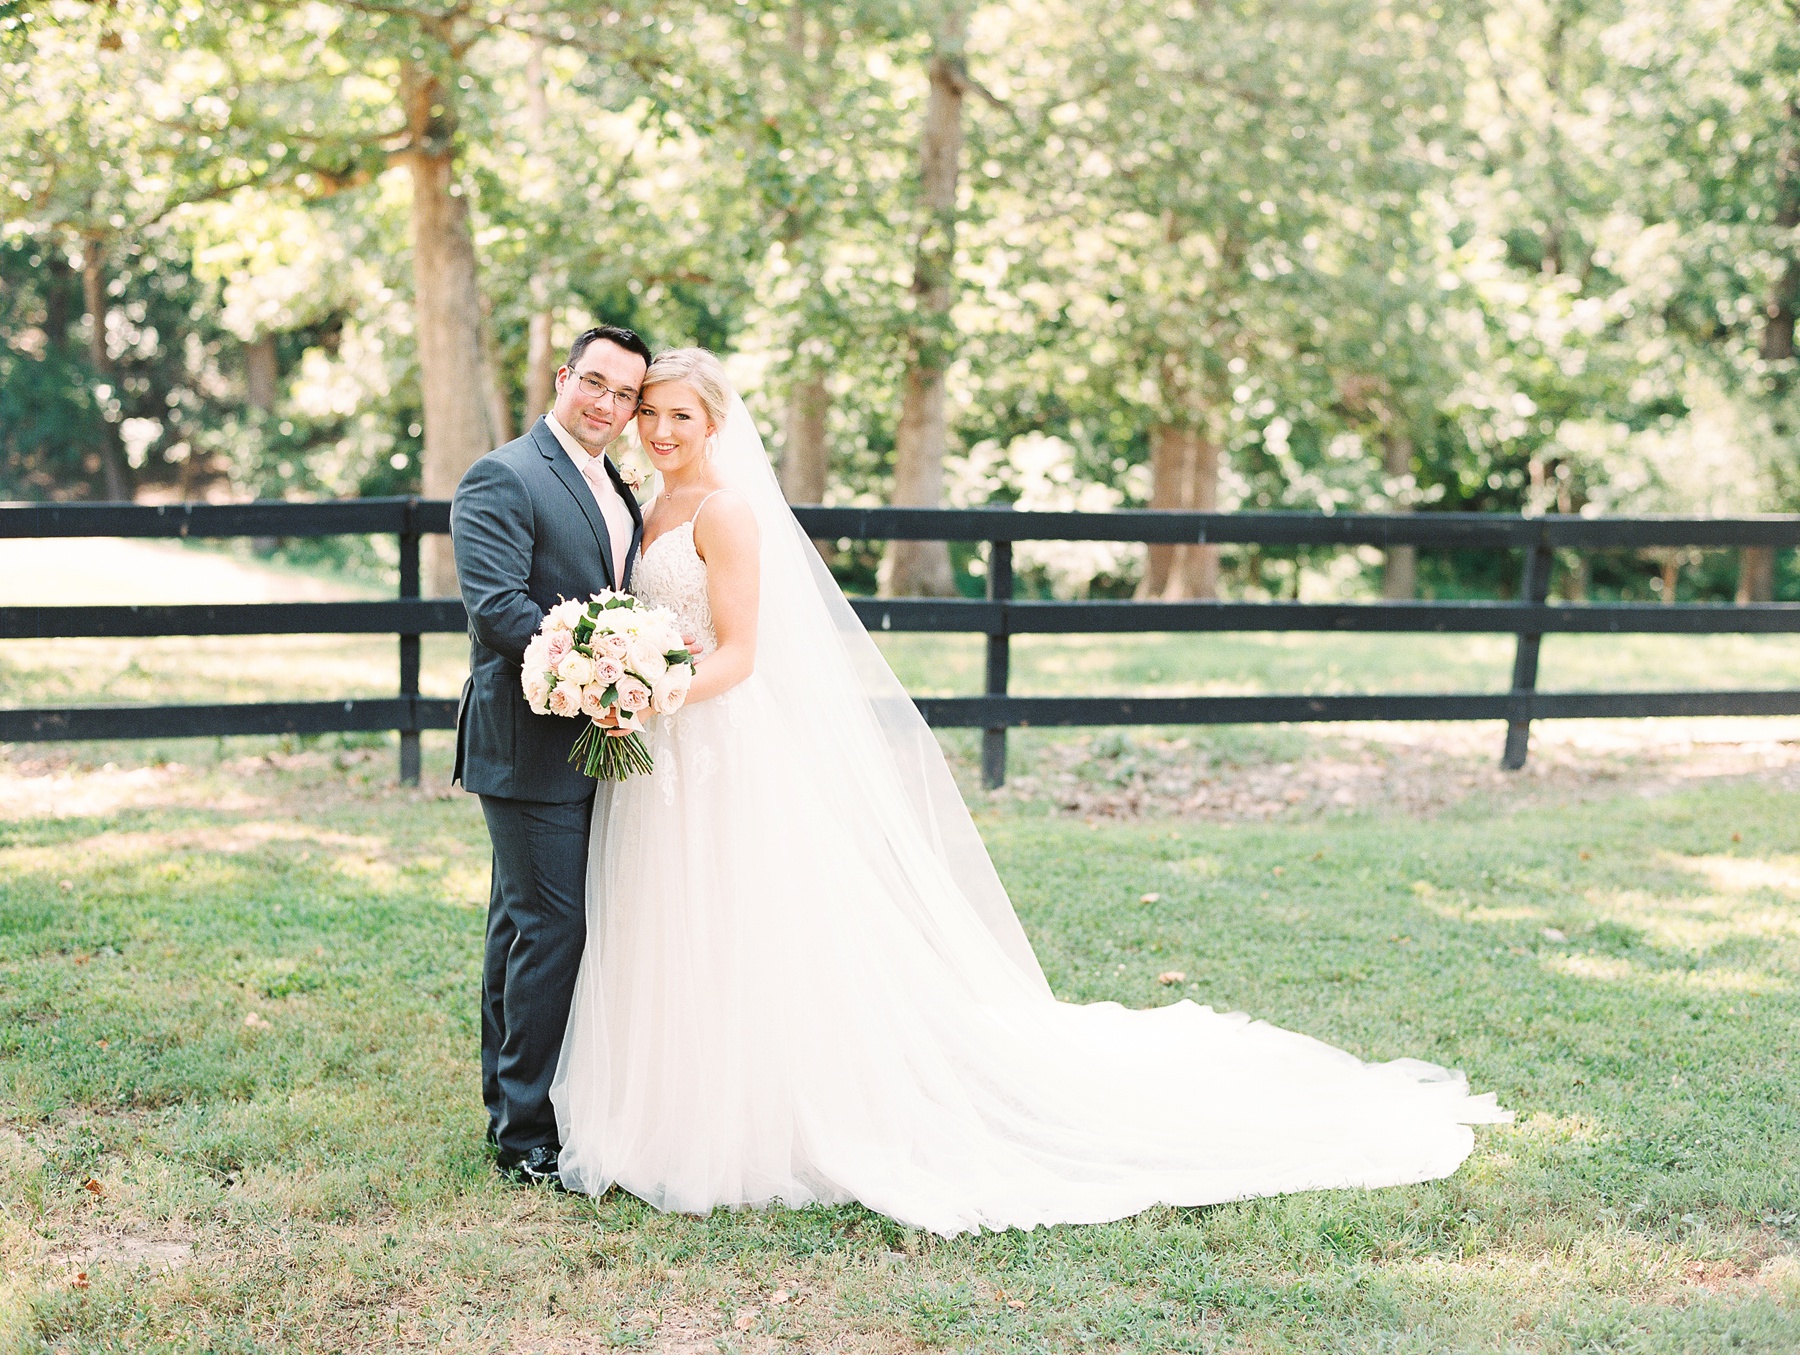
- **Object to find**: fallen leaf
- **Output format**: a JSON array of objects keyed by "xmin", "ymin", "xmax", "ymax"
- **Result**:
[
  {"xmin": 1578, "ymin": 850, "xmax": 1591, "ymax": 861},
  {"xmin": 733, "ymin": 1311, "xmax": 755, "ymax": 1331},
  {"xmin": 1542, "ymin": 927, "xmax": 1568, "ymax": 943},
  {"xmin": 72, "ymin": 1272, "xmax": 89, "ymax": 1290},
  {"xmin": 59, "ymin": 880, "xmax": 73, "ymax": 892},
  {"xmin": 1138, "ymin": 892, "xmax": 1161, "ymax": 904},
  {"xmin": 244, "ymin": 1012, "xmax": 270, "ymax": 1029},
  {"xmin": 1732, "ymin": 832, "xmax": 1743, "ymax": 843},
  {"xmin": 82, "ymin": 1178, "xmax": 103, "ymax": 1196},
  {"xmin": 770, "ymin": 1289, "xmax": 790, "ymax": 1305},
  {"xmin": 1271, "ymin": 865, "xmax": 1285, "ymax": 876},
  {"xmin": 1007, "ymin": 1299, "xmax": 1027, "ymax": 1310},
  {"xmin": 1157, "ymin": 971, "xmax": 1186, "ymax": 985},
  {"xmin": 95, "ymin": 1040, "xmax": 108, "ymax": 1049},
  {"xmin": 1310, "ymin": 850, "xmax": 1325, "ymax": 861}
]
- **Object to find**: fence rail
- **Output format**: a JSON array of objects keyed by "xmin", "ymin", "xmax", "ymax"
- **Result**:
[{"xmin": 3, "ymin": 497, "xmax": 1797, "ymax": 786}]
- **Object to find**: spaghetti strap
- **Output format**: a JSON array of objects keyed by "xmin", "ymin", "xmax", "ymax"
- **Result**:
[{"xmin": 690, "ymin": 488, "xmax": 729, "ymax": 532}]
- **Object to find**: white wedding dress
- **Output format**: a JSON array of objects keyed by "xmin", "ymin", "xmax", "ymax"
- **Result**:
[{"xmin": 550, "ymin": 400, "xmax": 1509, "ymax": 1237}]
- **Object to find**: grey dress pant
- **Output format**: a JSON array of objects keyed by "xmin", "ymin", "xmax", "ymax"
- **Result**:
[{"xmin": 479, "ymin": 791, "xmax": 595, "ymax": 1154}]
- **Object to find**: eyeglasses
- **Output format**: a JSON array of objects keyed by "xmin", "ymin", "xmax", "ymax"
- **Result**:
[{"xmin": 572, "ymin": 372, "xmax": 640, "ymax": 406}]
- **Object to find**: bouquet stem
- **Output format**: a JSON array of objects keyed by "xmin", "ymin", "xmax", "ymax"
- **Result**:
[{"xmin": 569, "ymin": 723, "xmax": 655, "ymax": 781}]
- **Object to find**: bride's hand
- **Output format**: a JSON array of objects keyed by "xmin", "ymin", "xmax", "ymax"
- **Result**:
[{"xmin": 594, "ymin": 709, "xmax": 634, "ymax": 739}]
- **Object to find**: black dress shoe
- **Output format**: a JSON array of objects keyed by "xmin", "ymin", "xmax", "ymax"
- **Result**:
[{"xmin": 495, "ymin": 1143, "xmax": 565, "ymax": 1189}]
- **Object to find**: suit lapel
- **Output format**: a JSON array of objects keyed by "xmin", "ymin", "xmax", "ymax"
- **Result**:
[
  {"xmin": 534, "ymin": 417, "xmax": 617, "ymax": 589},
  {"xmin": 604, "ymin": 455, "xmax": 645, "ymax": 592}
]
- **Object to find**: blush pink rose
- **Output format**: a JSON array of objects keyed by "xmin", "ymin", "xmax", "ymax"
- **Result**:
[
  {"xmin": 650, "ymin": 664, "xmax": 692, "ymax": 715},
  {"xmin": 546, "ymin": 682, "xmax": 581, "ymax": 718},
  {"xmin": 596, "ymin": 632, "xmax": 630, "ymax": 660},
  {"xmin": 579, "ymin": 684, "xmax": 612, "ymax": 721},
  {"xmin": 545, "ymin": 630, "xmax": 574, "ymax": 667},
  {"xmin": 592, "ymin": 655, "xmax": 624, "ymax": 686},
  {"xmin": 615, "ymin": 675, "xmax": 652, "ymax": 713}
]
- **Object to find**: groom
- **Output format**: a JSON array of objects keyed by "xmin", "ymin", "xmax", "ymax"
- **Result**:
[{"xmin": 450, "ymin": 324, "xmax": 651, "ymax": 1185}]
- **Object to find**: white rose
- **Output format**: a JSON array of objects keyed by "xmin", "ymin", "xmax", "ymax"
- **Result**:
[
  {"xmin": 651, "ymin": 664, "xmax": 693, "ymax": 715},
  {"xmin": 626, "ymin": 636, "xmax": 668, "ymax": 683},
  {"xmin": 547, "ymin": 598, "xmax": 587, "ymax": 631},
  {"xmin": 523, "ymin": 633, "xmax": 552, "ymax": 675},
  {"xmin": 523, "ymin": 670, "xmax": 552, "ymax": 714},
  {"xmin": 557, "ymin": 651, "xmax": 596, "ymax": 687}
]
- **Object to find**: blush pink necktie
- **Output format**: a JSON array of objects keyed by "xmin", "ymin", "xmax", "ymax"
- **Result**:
[{"xmin": 577, "ymin": 454, "xmax": 635, "ymax": 585}]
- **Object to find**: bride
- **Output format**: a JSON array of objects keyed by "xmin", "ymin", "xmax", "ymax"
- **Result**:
[{"xmin": 550, "ymin": 348, "xmax": 1509, "ymax": 1236}]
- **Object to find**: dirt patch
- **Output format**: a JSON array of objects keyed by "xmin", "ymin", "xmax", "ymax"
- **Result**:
[
  {"xmin": 45, "ymin": 1231, "xmax": 195, "ymax": 1275},
  {"xmin": 993, "ymin": 718, "xmax": 1800, "ymax": 822}
]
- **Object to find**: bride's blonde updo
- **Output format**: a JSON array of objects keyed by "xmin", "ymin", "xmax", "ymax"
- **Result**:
[{"xmin": 642, "ymin": 347, "xmax": 734, "ymax": 430}]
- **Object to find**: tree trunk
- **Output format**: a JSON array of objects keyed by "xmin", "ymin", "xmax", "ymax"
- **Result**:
[
  {"xmin": 1380, "ymin": 430, "xmax": 1416, "ymax": 600},
  {"xmin": 481, "ymin": 297, "xmax": 516, "ymax": 446},
  {"xmin": 1738, "ymin": 545, "xmax": 1776, "ymax": 603},
  {"xmin": 80, "ymin": 238, "xmax": 131, "ymax": 501},
  {"xmin": 400, "ymin": 59, "xmax": 501, "ymax": 596},
  {"xmin": 45, "ymin": 250, "xmax": 73, "ymax": 351},
  {"xmin": 1139, "ymin": 423, "xmax": 1219, "ymax": 600},
  {"xmin": 245, "ymin": 334, "xmax": 278, "ymax": 413},
  {"xmin": 522, "ymin": 41, "xmax": 558, "ymax": 426},
  {"xmin": 880, "ymin": 2, "xmax": 966, "ymax": 598},
  {"xmin": 525, "ymin": 302, "xmax": 556, "ymax": 422},
  {"xmin": 781, "ymin": 372, "xmax": 830, "ymax": 505},
  {"xmin": 245, "ymin": 334, "xmax": 280, "ymax": 541},
  {"xmin": 1763, "ymin": 98, "xmax": 1800, "ymax": 364}
]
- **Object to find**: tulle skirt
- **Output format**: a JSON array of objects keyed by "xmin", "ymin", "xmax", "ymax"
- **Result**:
[{"xmin": 550, "ymin": 676, "xmax": 1509, "ymax": 1236}]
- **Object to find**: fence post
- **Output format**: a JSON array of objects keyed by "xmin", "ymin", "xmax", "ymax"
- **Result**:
[
  {"xmin": 982, "ymin": 539, "xmax": 1013, "ymax": 789},
  {"xmin": 1501, "ymin": 533, "xmax": 1555, "ymax": 770},
  {"xmin": 398, "ymin": 498, "xmax": 422, "ymax": 786}
]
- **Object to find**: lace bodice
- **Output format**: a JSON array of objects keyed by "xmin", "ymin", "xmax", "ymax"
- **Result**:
[{"xmin": 632, "ymin": 520, "xmax": 715, "ymax": 654}]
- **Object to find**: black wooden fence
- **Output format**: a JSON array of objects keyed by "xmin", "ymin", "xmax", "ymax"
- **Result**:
[{"xmin": 4, "ymin": 498, "xmax": 1799, "ymax": 788}]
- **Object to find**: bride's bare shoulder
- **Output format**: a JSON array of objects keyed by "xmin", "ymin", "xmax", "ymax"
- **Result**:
[{"xmin": 692, "ymin": 488, "xmax": 758, "ymax": 562}]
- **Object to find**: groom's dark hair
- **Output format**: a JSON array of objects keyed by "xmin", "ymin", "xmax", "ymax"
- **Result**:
[{"xmin": 568, "ymin": 324, "xmax": 652, "ymax": 370}]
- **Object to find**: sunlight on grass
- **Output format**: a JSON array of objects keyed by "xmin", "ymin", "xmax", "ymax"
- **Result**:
[
  {"xmin": 3, "ymin": 747, "xmax": 1797, "ymax": 1351},
  {"xmin": 7, "ymin": 627, "xmax": 1794, "ymax": 716},
  {"xmin": 876, "ymin": 629, "xmax": 1800, "ymax": 700}
]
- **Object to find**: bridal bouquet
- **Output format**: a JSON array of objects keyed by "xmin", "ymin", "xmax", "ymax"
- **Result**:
[{"xmin": 522, "ymin": 592, "xmax": 695, "ymax": 780}]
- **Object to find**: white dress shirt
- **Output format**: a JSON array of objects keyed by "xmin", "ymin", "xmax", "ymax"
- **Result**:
[{"xmin": 545, "ymin": 412, "xmax": 636, "ymax": 584}]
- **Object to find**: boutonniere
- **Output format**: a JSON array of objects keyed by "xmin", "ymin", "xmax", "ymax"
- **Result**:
[{"xmin": 613, "ymin": 449, "xmax": 654, "ymax": 505}]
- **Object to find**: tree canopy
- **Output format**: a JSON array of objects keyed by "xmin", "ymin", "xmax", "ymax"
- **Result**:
[{"xmin": 2, "ymin": 0, "xmax": 1795, "ymax": 598}]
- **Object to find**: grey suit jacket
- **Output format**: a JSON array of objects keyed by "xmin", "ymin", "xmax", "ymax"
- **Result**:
[{"xmin": 451, "ymin": 416, "xmax": 644, "ymax": 803}]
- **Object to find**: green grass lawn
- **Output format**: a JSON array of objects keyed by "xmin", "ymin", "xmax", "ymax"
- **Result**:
[
  {"xmin": 3, "ymin": 738, "xmax": 1798, "ymax": 1352},
  {"xmin": 4, "ymin": 630, "xmax": 1798, "ymax": 712}
]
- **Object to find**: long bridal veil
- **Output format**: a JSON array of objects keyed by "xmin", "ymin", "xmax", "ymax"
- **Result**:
[
  {"xmin": 708, "ymin": 393, "xmax": 1053, "ymax": 995},
  {"xmin": 552, "ymin": 388, "xmax": 1509, "ymax": 1236}
]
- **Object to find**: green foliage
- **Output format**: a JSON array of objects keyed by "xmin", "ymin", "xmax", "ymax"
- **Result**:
[{"xmin": 0, "ymin": 0, "xmax": 1797, "ymax": 591}]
